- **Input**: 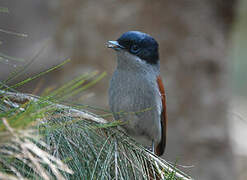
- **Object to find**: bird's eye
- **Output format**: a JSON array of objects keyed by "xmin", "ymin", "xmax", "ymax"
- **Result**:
[{"xmin": 130, "ymin": 44, "xmax": 140, "ymax": 54}]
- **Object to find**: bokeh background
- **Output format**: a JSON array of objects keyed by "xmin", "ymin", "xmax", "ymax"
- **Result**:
[{"xmin": 1, "ymin": 0, "xmax": 247, "ymax": 179}]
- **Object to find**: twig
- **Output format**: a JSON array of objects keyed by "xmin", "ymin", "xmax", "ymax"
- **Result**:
[{"xmin": 0, "ymin": 90, "xmax": 107, "ymax": 124}]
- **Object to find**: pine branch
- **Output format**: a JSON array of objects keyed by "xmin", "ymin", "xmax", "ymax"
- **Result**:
[{"xmin": 0, "ymin": 90, "xmax": 193, "ymax": 180}]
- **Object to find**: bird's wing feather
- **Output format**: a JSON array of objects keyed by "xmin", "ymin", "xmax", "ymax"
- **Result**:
[{"xmin": 155, "ymin": 75, "xmax": 167, "ymax": 156}]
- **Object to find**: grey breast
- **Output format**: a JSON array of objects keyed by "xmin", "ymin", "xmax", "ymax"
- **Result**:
[{"xmin": 109, "ymin": 69, "xmax": 162, "ymax": 145}]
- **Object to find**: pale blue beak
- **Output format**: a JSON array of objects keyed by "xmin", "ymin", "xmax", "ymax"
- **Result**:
[{"xmin": 106, "ymin": 41, "xmax": 125, "ymax": 50}]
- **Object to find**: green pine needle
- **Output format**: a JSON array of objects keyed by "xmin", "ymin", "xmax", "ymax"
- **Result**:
[{"xmin": 0, "ymin": 68, "xmax": 192, "ymax": 179}]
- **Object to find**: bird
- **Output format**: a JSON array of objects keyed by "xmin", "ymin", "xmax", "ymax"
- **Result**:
[{"xmin": 107, "ymin": 31, "xmax": 167, "ymax": 156}]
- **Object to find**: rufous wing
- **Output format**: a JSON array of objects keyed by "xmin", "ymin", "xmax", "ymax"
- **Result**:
[{"xmin": 155, "ymin": 75, "xmax": 167, "ymax": 156}]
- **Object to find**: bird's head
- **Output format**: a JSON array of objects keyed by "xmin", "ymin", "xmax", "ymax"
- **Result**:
[{"xmin": 107, "ymin": 31, "xmax": 160, "ymax": 71}]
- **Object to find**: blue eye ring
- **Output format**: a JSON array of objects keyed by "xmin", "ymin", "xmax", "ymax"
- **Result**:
[{"xmin": 130, "ymin": 44, "xmax": 140, "ymax": 54}]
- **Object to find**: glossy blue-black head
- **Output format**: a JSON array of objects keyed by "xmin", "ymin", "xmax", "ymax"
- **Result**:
[{"xmin": 108, "ymin": 31, "xmax": 159, "ymax": 65}]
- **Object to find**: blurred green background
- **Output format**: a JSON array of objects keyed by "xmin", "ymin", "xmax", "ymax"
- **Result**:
[{"xmin": 233, "ymin": 0, "xmax": 247, "ymax": 96}]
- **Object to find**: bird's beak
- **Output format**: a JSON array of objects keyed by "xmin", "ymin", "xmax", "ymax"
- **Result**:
[{"xmin": 106, "ymin": 41, "xmax": 124, "ymax": 50}]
